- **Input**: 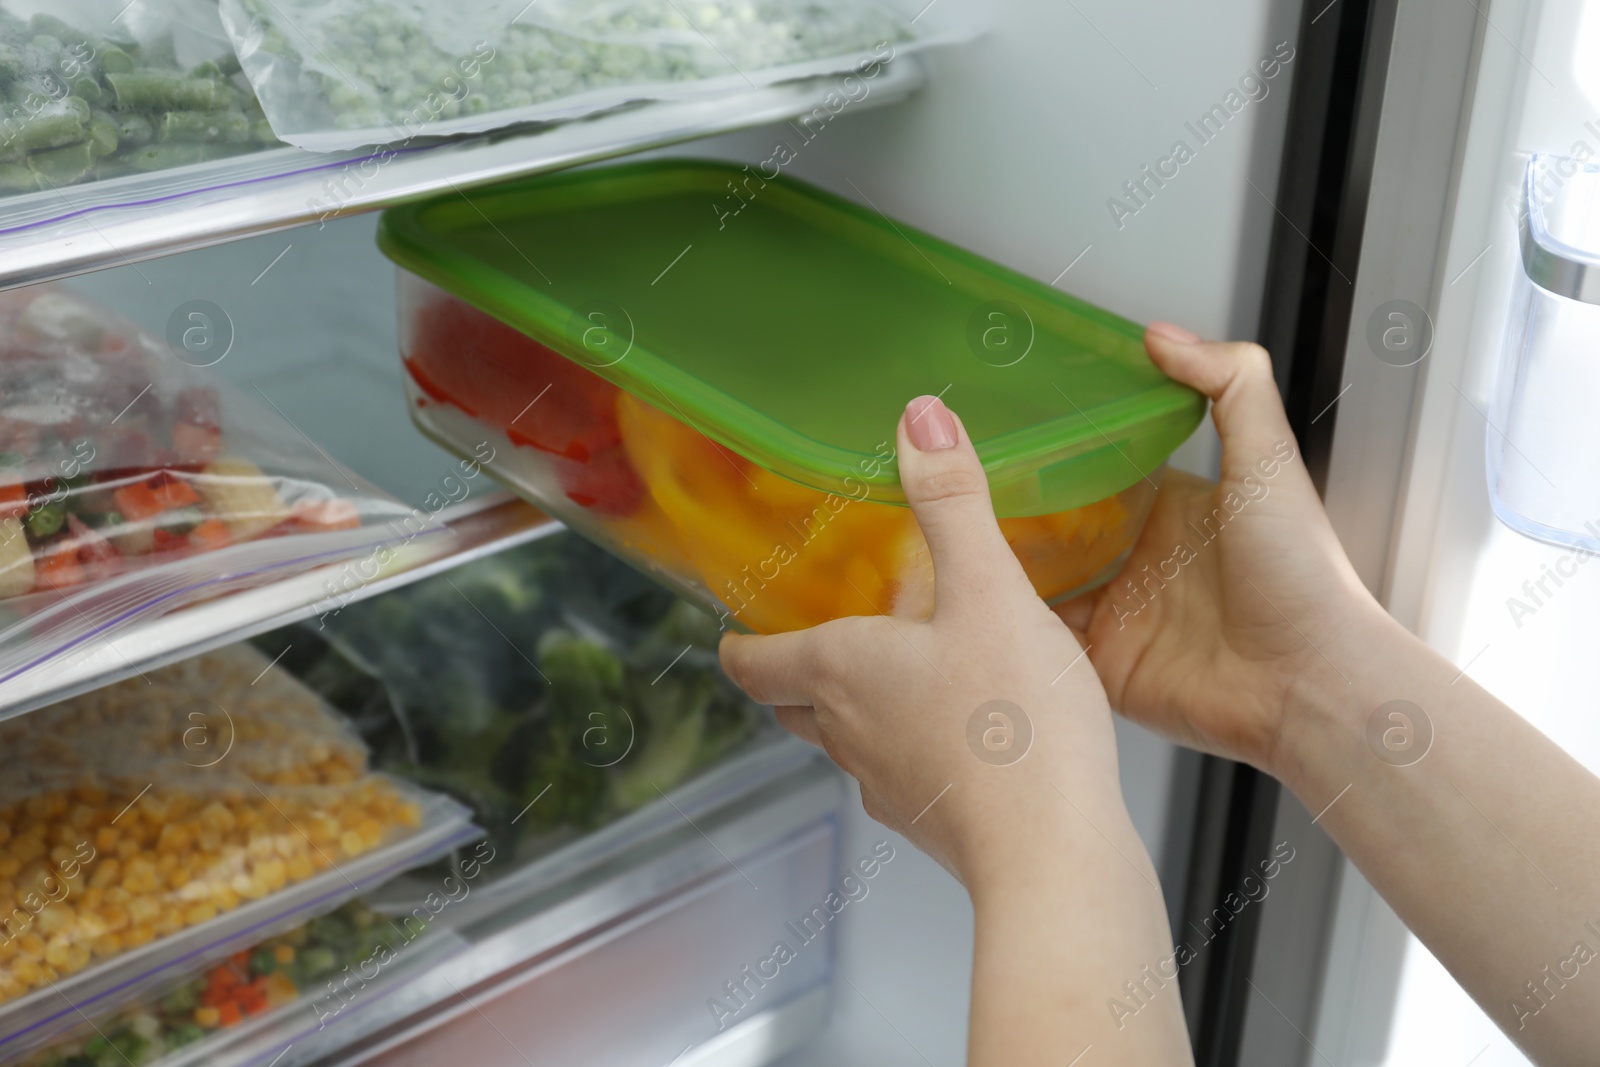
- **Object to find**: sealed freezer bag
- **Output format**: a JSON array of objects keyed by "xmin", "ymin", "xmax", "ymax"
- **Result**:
[
  {"xmin": 267, "ymin": 532, "xmax": 769, "ymax": 874},
  {"xmin": 218, "ymin": 0, "xmax": 915, "ymax": 151},
  {"xmin": 0, "ymin": 286, "xmax": 425, "ymax": 697},
  {"xmin": 0, "ymin": 0, "xmax": 281, "ymax": 195},
  {"xmin": 0, "ymin": 644, "xmax": 477, "ymax": 1060},
  {"xmin": 22, "ymin": 901, "xmax": 448, "ymax": 1066}
]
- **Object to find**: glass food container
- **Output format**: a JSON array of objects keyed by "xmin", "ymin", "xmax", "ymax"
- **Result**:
[
  {"xmin": 378, "ymin": 161, "xmax": 1205, "ymax": 633},
  {"xmin": 1490, "ymin": 154, "xmax": 1600, "ymax": 552}
]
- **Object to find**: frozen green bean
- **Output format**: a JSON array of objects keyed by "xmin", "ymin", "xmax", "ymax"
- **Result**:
[
  {"xmin": 97, "ymin": 46, "xmax": 134, "ymax": 75},
  {"xmin": 0, "ymin": 161, "xmax": 37, "ymax": 192},
  {"xmin": 156, "ymin": 109, "xmax": 250, "ymax": 144},
  {"xmin": 27, "ymin": 139, "xmax": 97, "ymax": 185},
  {"xmin": 0, "ymin": 98, "xmax": 88, "ymax": 155},
  {"xmin": 108, "ymin": 111, "xmax": 152, "ymax": 148},
  {"xmin": 107, "ymin": 71, "xmax": 234, "ymax": 111},
  {"xmin": 0, "ymin": 43, "xmax": 24, "ymax": 83},
  {"xmin": 86, "ymin": 113, "xmax": 119, "ymax": 156}
]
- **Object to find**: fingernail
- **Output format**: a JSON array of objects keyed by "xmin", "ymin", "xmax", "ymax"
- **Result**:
[
  {"xmin": 906, "ymin": 395, "xmax": 958, "ymax": 451},
  {"xmin": 1148, "ymin": 320, "xmax": 1201, "ymax": 344}
]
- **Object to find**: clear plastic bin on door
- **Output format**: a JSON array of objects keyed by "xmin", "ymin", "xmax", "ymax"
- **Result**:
[{"xmin": 1489, "ymin": 155, "xmax": 1600, "ymax": 551}]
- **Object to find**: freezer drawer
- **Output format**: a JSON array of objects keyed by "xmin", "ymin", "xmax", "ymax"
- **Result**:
[
  {"xmin": 359, "ymin": 820, "xmax": 836, "ymax": 1067},
  {"xmin": 268, "ymin": 755, "xmax": 846, "ymax": 1067}
]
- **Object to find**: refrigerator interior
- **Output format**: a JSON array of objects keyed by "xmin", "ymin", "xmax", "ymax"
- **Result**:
[
  {"xmin": 1309, "ymin": 0, "xmax": 1600, "ymax": 1064},
  {"xmin": 6, "ymin": 0, "xmax": 1311, "ymax": 1061}
]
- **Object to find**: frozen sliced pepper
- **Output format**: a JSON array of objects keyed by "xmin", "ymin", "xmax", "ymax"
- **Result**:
[
  {"xmin": 112, "ymin": 481, "xmax": 166, "ymax": 521},
  {"xmin": 187, "ymin": 517, "xmax": 231, "ymax": 552},
  {"xmin": 149, "ymin": 477, "xmax": 200, "ymax": 510}
]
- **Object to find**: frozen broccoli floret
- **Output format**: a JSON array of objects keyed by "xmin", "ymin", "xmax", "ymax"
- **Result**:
[{"xmin": 538, "ymin": 628, "xmax": 625, "ymax": 716}]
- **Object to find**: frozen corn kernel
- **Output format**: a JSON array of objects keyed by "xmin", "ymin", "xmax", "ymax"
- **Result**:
[
  {"xmin": 194, "ymin": 1005, "xmax": 221, "ymax": 1028},
  {"xmin": 88, "ymin": 858, "xmax": 121, "ymax": 890},
  {"xmin": 255, "ymin": 858, "xmax": 288, "ymax": 893},
  {"xmin": 265, "ymin": 971, "xmax": 297, "ymax": 1006},
  {"xmin": 122, "ymin": 858, "xmax": 158, "ymax": 895},
  {"xmin": 199, "ymin": 801, "xmax": 236, "ymax": 834}
]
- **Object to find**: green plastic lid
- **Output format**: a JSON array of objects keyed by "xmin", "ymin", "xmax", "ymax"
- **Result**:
[{"xmin": 378, "ymin": 160, "xmax": 1204, "ymax": 516}]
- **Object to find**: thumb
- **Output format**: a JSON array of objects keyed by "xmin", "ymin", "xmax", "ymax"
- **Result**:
[
  {"xmin": 1143, "ymin": 322, "xmax": 1298, "ymax": 467},
  {"xmin": 897, "ymin": 395, "xmax": 1032, "ymax": 616}
]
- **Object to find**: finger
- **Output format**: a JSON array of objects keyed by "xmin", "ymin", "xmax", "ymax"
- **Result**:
[
  {"xmin": 897, "ymin": 395, "xmax": 1032, "ymax": 615},
  {"xmin": 719, "ymin": 629, "xmax": 818, "ymax": 707},
  {"xmin": 773, "ymin": 705, "xmax": 822, "ymax": 746},
  {"xmin": 1143, "ymin": 323, "xmax": 1299, "ymax": 464}
]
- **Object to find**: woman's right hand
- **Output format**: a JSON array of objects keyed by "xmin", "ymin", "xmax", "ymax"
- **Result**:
[{"xmin": 1056, "ymin": 322, "xmax": 1386, "ymax": 775}]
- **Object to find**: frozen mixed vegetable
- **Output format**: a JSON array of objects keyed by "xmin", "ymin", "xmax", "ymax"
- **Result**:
[
  {"xmin": 221, "ymin": 0, "xmax": 910, "ymax": 148},
  {"xmin": 0, "ymin": 287, "xmax": 392, "ymax": 604},
  {"xmin": 403, "ymin": 287, "xmax": 1157, "ymax": 633},
  {"xmin": 25, "ymin": 902, "xmax": 412, "ymax": 1067},
  {"xmin": 261, "ymin": 531, "xmax": 766, "ymax": 869},
  {"xmin": 0, "ymin": 646, "xmax": 425, "ymax": 1007},
  {"xmin": 0, "ymin": 7, "xmax": 278, "ymax": 195}
]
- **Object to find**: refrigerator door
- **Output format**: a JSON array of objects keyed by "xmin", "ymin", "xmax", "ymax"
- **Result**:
[{"xmin": 1242, "ymin": 0, "xmax": 1600, "ymax": 1064}]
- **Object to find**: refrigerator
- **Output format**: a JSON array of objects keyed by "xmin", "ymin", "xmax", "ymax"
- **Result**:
[{"xmin": 0, "ymin": 0, "xmax": 1590, "ymax": 1063}]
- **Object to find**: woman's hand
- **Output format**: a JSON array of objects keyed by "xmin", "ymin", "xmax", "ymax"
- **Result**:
[
  {"xmin": 1056, "ymin": 322, "xmax": 1385, "ymax": 775},
  {"xmin": 719, "ymin": 395, "xmax": 1125, "ymax": 892},
  {"xmin": 720, "ymin": 395, "xmax": 1193, "ymax": 1066}
]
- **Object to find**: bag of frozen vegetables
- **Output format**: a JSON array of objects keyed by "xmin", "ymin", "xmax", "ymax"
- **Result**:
[
  {"xmin": 218, "ymin": 0, "xmax": 917, "ymax": 151},
  {"xmin": 261, "ymin": 531, "xmax": 773, "ymax": 878},
  {"xmin": 0, "ymin": 285, "xmax": 422, "ymax": 704},
  {"xmin": 23, "ymin": 901, "xmax": 435, "ymax": 1067},
  {"xmin": 0, "ymin": 0, "xmax": 281, "ymax": 196},
  {"xmin": 0, "ymin": 644, "xmax": 477, "ymax": 1062}
]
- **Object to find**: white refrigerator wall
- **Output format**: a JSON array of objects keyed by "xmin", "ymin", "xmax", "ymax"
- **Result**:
[{"xmin": 674, "ymin": 0, "xmax": 1300, "ymax": 1060}]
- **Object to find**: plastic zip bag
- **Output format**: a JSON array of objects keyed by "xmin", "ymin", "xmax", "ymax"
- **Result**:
[
  {"xmin": 0, "ymin": 285, "xmax": 435, "ymax": 701},
  {"xmin": 0, "ymin": 643, "xmax": 479, "ymax": 1062},
  {"xmin": 218, "ymin": 0, "xmax": 920, "ymax": 151},
  {"xmin": 20, "ymin": 899, "xmax": 468, "ymax": 1067},
  {"xmin": 264, "ymin": 531, "xmax": 769, "ymax": 878},
  {"xmin": 0, "ymin": 0, "xmax": 281, "ymax": 194}
]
